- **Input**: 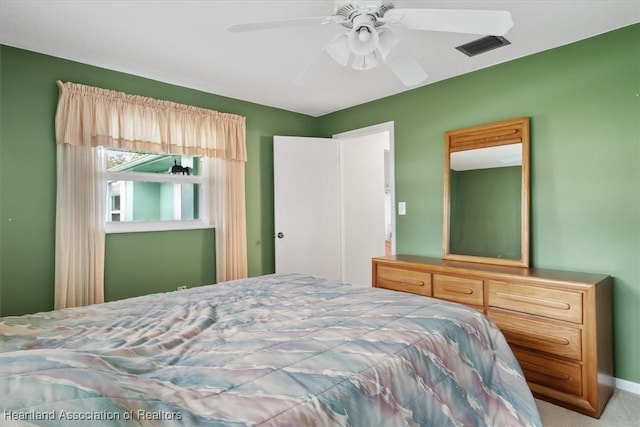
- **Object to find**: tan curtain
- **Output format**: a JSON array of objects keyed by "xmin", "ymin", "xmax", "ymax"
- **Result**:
[
  {"xmin": 55, "ymin": 81, "xmax": 248, "ymax": 308},
  {"xmin": 55, "ymin": 81, "xmax": 246, "ymax": 159},
  {"xmin": 54, "ymin": 144, "xmax": 106, "ymax": 309},
  {"xmin": 210, "ymin": 158, "xmax": 248, "ymax": 281}
]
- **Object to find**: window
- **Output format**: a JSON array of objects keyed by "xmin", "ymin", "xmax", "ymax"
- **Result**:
[{"xmin": 105, "ymin": 149, "xmax": 210, "ymax": 233}]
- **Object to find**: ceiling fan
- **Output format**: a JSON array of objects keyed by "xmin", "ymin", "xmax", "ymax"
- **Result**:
[{"xmin": 227, "ymin": 1, "xmax": 513, "ymax": 87}]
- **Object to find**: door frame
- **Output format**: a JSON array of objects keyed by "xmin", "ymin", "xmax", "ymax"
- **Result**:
[{"xmin": 333, "ymin": 121, "xmax": 396, "ymax": 256}]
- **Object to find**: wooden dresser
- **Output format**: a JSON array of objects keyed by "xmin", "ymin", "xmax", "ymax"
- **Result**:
[{"xmin": 372, "ymin": 254, "xmax": 613, "ymax": 418}]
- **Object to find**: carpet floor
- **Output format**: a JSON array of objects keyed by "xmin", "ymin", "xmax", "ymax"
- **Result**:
[{"xmin": 536, "ymin": 390, "xmax": 640, "ymax": 427}]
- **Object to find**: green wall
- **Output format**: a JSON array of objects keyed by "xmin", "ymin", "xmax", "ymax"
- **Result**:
[
  {"xmin": 0, "ymin": 45, "xmax": 316, "ymax": 316},
  {"xmin": 105, "ymin": 229, "xmax": 216, "ymax": 301},
  {"xmin": 317, "ymin": 24, "xmax": 640, "ymax": 383},
  {"xmin": 0, "ymin": 24, "xmax": 638, "ymax": 383}
]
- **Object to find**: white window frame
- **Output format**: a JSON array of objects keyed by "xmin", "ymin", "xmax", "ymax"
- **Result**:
[{"xmin": 104, "ymin": 161, "xmax": 212, "ymax": 234}]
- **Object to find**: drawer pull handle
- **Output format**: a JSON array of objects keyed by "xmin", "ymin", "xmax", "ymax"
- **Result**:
[
  {"xmin": 496, "ymin": 292, "xmax": 571, "ymax": 310},
  {"xmin": 380, "ymin": 275, "xmax": 425, "ymax": 287},
  {"xmin": 520, "ymin": 362, "xmax": 571, "ymax": 381},
  {"xmin": 442, "ymin": 286, "xmax": 474, "ymax": 295}
]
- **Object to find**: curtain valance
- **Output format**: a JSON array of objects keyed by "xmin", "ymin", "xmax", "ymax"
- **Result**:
[{"xmin": 55, "ymin": 81, "xmax": 246, "ymax": 161}]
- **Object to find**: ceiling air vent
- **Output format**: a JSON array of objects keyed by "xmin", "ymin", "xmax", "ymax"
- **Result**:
[{"xmin": 456, "ymin": 35, "xmax": 511, "ymax": 57}]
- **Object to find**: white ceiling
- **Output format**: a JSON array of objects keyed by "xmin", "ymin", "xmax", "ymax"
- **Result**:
[{"xmin": 1, "ymin": 1, "xmax": 638, "ymax": 117}]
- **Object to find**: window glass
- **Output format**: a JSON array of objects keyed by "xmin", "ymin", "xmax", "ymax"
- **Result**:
[
  {"xmin": 107, "ymin": 181, "xmax": 200, "ymax": 222},
  {"xmin": 107, "ymin": 150, "xmax": 201, "ymax": 176},
  {"xmin": 105, "ymin": 149, "xmax": 206, "ymax": 229}
]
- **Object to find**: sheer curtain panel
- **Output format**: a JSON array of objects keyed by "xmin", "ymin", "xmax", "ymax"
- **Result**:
[
  {"xmin": 54, "ymin": 144, "xmax": 106, "ymax": 309},
  {"xmin": 54, "ymin": 81, "xmax": 247, "ymax": 308},
  {"xmin": 210, "ymin": 157, "xmax": 248, "ymax": 281}
]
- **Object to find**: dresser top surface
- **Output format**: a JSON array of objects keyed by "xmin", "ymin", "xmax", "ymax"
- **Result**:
[{"xmin": 373, "ymin": 255, "xmax": 610, "ymax": 285}]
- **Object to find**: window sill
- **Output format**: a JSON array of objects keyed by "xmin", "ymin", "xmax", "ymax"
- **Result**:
[{"xmin": 106, "ymin": 220, "xmax": 214, "ymax": 234}]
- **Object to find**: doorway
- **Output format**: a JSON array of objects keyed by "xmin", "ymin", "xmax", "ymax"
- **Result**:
[
  {"xmin": 273, "ymin": 122, "xmax": 395, "ymax": 286},
  {"xmin": 334, "ymin": 122, "xmax": 395, "ymax": 285}
]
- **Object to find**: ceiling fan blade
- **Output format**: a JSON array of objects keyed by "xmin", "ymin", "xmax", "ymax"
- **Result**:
[
  {"xmin": 387, "ymin": 9, "xmax": 513, "ymax": 36},
  {"xmin": 292, "ymin": 45, "xmax": 330, "ymax": 86},
  {"xmin": 294, "ymin": 29, "xmax": 369, "ymax": 86},
  {"xmin": 383, "ymin": 43, "xmax": 428, "ymax": 86},
  {"xmin": 227, "ymin": 16, "xmax": 334, "ymax": 33},
  {"xmin": 326, "ymin": 33, "xmax": 351, "ymax": 66},
  {"xmin": 377, "ymin": 29, "xmax": 400, "ymax": 60}
]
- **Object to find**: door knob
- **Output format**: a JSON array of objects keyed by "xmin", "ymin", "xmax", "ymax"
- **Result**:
[{"xmin": 276, "ymin": 232, "xmax": 285, "ymax": 239}]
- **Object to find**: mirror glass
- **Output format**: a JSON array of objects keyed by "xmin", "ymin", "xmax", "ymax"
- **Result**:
[{"xmin": 443, "ymin": 118, "xmax": 529, "ymax": 267}]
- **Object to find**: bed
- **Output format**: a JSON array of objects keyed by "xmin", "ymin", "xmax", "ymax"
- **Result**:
[{"xmin": 1, "ymin": 273, "xmax": 542, "ymax": 426}]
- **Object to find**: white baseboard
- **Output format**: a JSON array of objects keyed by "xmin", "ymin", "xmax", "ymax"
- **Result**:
[{"xmin": 616, "ymin": 377, "xmax": 640, "ymax": 395}]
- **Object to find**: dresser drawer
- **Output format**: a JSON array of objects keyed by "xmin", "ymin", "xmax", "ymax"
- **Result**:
[
  {"xmin": 375, "ymin": 265, "xmax": 432, "ymax": 296},
  {"xmin": 488, "ymin": 310, "xmax": 582, "ymax": 360},
  {"xmin": 513, "ymin": 348, "xmax": 583, "ymax": 396},
  {"xmin": 433, "ymin": 274, "xmax": 484, "ymax": 306},
  {"xmin": 488, "ymin": 280, "xmax": 583, "ymax": 323}
]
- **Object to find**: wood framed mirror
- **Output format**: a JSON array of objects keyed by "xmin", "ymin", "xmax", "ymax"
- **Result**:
[{"xmin": 443, "ymin": 117, "xmax": 530, "ymax": 267}]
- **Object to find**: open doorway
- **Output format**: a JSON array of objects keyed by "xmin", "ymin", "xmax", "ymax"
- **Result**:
[
  {"xmin": 334, "ymin": 121, "xmax": 395, "ymax": 285},
  {"xmin": 273, "ymin": 121, "xmax": 395, "ymax": 286}
]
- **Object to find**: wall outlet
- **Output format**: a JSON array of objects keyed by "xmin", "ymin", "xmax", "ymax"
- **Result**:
[{"xmin": 176, "ymin": 285, "xmax": 187, "ymax": 291}]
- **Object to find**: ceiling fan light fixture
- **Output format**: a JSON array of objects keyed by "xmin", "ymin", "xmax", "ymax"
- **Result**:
[
  {"xmin": 358, "ymin": 27, "xmax": 371, "ymax": 42},
  {"xmin": 347, "ymin": 14, "xmax": 379, "ymax": 56},
  {"xmin": 348, "ymin": 25, "xmax": 379, "ymax": 55}
]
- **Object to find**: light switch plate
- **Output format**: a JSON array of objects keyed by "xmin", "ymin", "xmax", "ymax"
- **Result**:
[{"xmin": 398, "ymin": 202, "xmax": 406, "ymax": 215}]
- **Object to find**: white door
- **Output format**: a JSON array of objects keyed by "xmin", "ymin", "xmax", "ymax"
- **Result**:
[
  {"xmin": 273, "ymin": 136, "xmax": 342, "ymax": 280},
  {"xmin": 340, "ymin": 132, "xmax": 389, "ymax": 285}
]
